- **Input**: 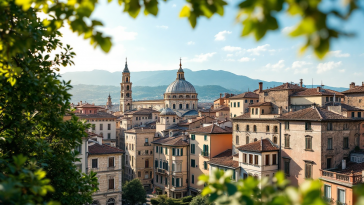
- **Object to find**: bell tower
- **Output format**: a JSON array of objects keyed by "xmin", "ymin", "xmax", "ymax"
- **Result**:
[{"xmin": 120, "ymin": 58, "xmax": 132, "ymax": 113}]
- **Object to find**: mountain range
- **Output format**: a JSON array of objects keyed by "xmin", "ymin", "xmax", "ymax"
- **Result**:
[{"xmin": 61, "ymin": 69, "xmax": 348, "ymax": 104}]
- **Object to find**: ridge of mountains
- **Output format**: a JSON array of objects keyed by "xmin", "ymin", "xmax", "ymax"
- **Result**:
[{"xmin": 61, "ymin": 69, "xmax": 348, "ymax": 104}]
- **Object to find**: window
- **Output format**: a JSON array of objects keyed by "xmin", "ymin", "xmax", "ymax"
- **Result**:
[
  {"xmin": 330, "ymin": 97, "xmax": 333, "ymax": 101},
  {"xmin": 92, "ymin": 159, "xmax": 98, "ymax": 168},
  {"xmin": 236, "ymin": 124, "xmax": 239, "ymax": 131},
  {"xmin": 243, "ymin": 153, "xmax": 247, "ymax": 163},
  {"xmin": 75, "ymin": 145, "xmax": 82, "ymax": 154},
  {"xmin": 359, "ymin": 112, "xmax": 362, "ymax": 118},
  {"xmin": 352, "ymin": 112, "xmax": 355, "ymax": 118},
  {"xmin": 204, "ymin": 135, "xmax": 207, "ymax": 141},
  {"xmin": 179, "ymin": 104, "xmax": 182, "ymax": 109},
  {"xmin": 109, "ymin": 157, "xmax": 114, "ymax": 167},
  {"xmin": 326, "ymin": 97, "xmax": 329, "ymax": 102},
  {"xmin": 202, "ymin": 144, "xmax": 209, "ymax": 157},
  {"xmin": 246, "ymin": 125, "xmax": 250, "ymax": 131},
  {"xmin": 191, "ymin": 134, "xmax": 195, "ymax": 140},
  {"xmin": 253, "ymin": 125, "xmax": 257, "ymax": 132},
  {"xmin": 285, "ymin": 121, "xmax": 289, "ymax": 130},
  {"xmin": 236, "ymin": 136, "xmax": 239, "ymax": 145},
  {"xmin": 262, "ymin": 109, "xmax": 264, "ymax": 114},
  {"xmin": 284, "ymin": 159, "xmax": 290, "ymax": 175},
  {"xmin": 107, "ymin": 133, "xmax": 111, "ymax": 139},
  {"xmin": 156, "ymin": 146, "xmax": 158, "ymax": 153},
  {"xmin": 305, "ymin": 162, "xmax": 312, "ymax": 178},
  {"xmin": 343, "ymin": 137, "xmax": 349, "ymax": 149},
  {"xmin": 165, "ymin": 147, "xmax": 168, "ymax": 154},
  {"xmin": 254, "ymin": 138, "xmax": 257, "ymax": 142},
  {"xmin": 108, "ymin": 124, "xmax": 111, "ymax": 130},
  {"xmin": 100, "ymin": 124, "xmax": 103, "ymax": 130},
  {"xmin": 284, "ymin": 134, "xmax": 290, "ymax": 148},
  {"xmin": 327, "ymin": 138, "xmax": 333, "ymax": 150},
  {"xmin": 109, "ymin": 178, "xmax": 114, "ymax": 189},
  {"xmin": 249, "ymin": 154, "xmax": 253, "ymax": 164},
  {"xmin": 245, "ymin": 100, "xmax": 248, "ymax": 103},
  {"xmin": 251, "ymin": 108, "xmax": 254, "ymax": 115},
  {"xmin": 186, "ymin": 104, "xmax": 189, "ymax": 109},
  {"xmin": 265, "ymin": 155, "xmax": 270, "ymax": 166},
  {"xmin": 165, "ymin": 177, "xmax": 168, "ymax": 185},
  {"xmin": 138, "ymin": 171, "xmax": 141, "ymax": 177},
  {"xmin": 238, "ymin": 102, "xmax": 240, "ymax": 107},
  {"xmin": 266, "ymin": 125, "xmax": 270, "ymax": 132},
  {"xmin": 246, "ymin": 136, "xmax": 249, "ymax": 144},
  {"xmin": 254, "ymin": 155, "xmax": 258, "ymax": 165},
  {"xmin": 155, "ymin": 159, "xmax": 158, "ymax": 168},
  {"xmin": 324, "ymin": 185, "xmax": 331, "ymax": 200},
  {"xmin": 145, "ymin": 138, "xmax": 148, "ymax": 143},
  {"xmin": 305, "ymin": 122, "xmax": 311, "ymax": 130},
  {"xmin": 273, "ymin": 136, "xmax": 277, "ymax": 144},
  {"xmin": 191, "ymin": 159, "xmax": 196, "ymax": 167},
  {"xmin": 255, "ymin": 108, "xmax": 258, "ymax": 115},
  {"xmin": 204, "ymin": 161, "xmax": 207, "ymax": 170},
  {"xmin": 250, "ymin": 99, "xmax": 254, "ymax": 103},
  {"xmin": 327, "ymin": 122, "xmax": 333, "ymax": 131},
  {"xmin": 173, "ymin": 104, "xmax": 176, "ymax": 109},
  {"xmin": 343, "ymin": 123, "xmax": 349, "ymax": 130},
  {"xmin": 191, "ymin": 144, "xmax": 195, "ymax": 154},
  {"xmin": 273, "ymin": 126, "xmax": 278, "ymax": 133},
  {"xmin": 192, "ymin": 174, "xmax": 195, "ymax": 184},
  {"xmin": 156, "ymin": 175, "xmax": 159, "ymax": 183},
  {"xmin": 327, "ymin": 158, "xmax": 332, "ymax": 169},
  {"xmin": 305, "ymin": 136, "xmax": 312, "ymax": 150},
  {"xmin": 338, "ymin": 189, "xmax": 346, "ymax": 204},
  {"xmin": 272, "ymin": 154, "xmax": 277, "ymax": 165},
  {"xmin": 145, "ymin": 159, "xmax": 149, "ymax": 168},
  {"xmin": 92, "ymin": 124, "xmax": 95, "ymax": 130},
  {"xmin": 234, "ymin": 102, "xmax": 236, "ymax": 107}
]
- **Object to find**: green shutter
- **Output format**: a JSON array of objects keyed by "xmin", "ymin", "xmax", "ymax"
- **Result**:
[
  {"xmin": 204, "ymin": 135, "xmax": 207, "ymax": 140},
  {"xmin": 172, "ymin": 148, "xmax": 175, "ymax": 156},
  {"xmin": 180, "ymin": 148, "xmax": 183, "ymax": 156},
  {"xmin": 156, "ymin": 146, "xmax": 158, "ymax": 153},
  {"xmin": 155, "ymin": 160, "xmax": 158, "ymax": 168},
  {"xmin": 166, "ymin": 162, "xmax": 169, "ymax": 171},
  {"xmin": 192, "ymin": 175, "xmax": 194, "ymax": 184},
  {"xmin": 204, "ymin": 161, "xmax": 207, "ymax": 170},
  {"xmin": 233, "ymin": 170, "xmax": 236, "ymax": 180},
  {"xmin": 172, "ymin": 177, "xmax": 174, "ymax": 186}
]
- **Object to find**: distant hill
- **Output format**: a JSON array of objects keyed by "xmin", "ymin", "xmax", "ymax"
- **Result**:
[{"xmin": 69, "ymin": 84, "xmax": 238, "ymax": 104}]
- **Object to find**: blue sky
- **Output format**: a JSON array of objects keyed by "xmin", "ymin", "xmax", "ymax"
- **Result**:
[{"xmin": 59, "ymin": 0, "xmax": 364, "ymax": 88}]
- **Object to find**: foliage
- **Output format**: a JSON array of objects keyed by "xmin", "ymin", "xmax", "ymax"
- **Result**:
[
  {"xmin": 189, "ymin": 195, "xmax": 209, "ymax": 205},
  {"xmin": 122, "ymin": 179, "xmax": 147, "ymax": 205},
  {"xmin": 0, "ymin": 0, "xmax": 98, "ymax": 204},
  {"xmin": 150, "ymin": 195, "xmax": 193, "ymax": 205},
  {"xmin": 199, "ymin": 169, "xmax": 327, "ymax": 205}
]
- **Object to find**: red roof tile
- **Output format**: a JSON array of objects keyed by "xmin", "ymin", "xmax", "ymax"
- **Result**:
[
  {"xmin": 237, "ymin": 139, "xmax": 278, "ymax": 152},
  {"xmin": 342, "ymin": 86, "xmax": 364, "ymax": 94},
  {"xmin": 230, "ymin": 92, "xmax": 259, "ymax": 99},
  {"xmin": 263, "ymin": 83, "xmax": 306, "ymax": 92},
  {"xmin": 89, "ymin": 143, "xmax": 124, "ymax": 155},
  {"xmin": 277, "ymin": 106, "xmax": 353, "ymax": 121},
  {"xmin": 189, "ymin": 124, "xmax": 232, "ymax": 134},
  {"xmin": 208, "ymin": 149, "xmax": 239, "ymax": 168},
  {"xmin": 248, "ymin": 102, "xmax": 272, "ymax": 107},
  {"xmin": 291, "ymin": 88, "xmax": 344, "ymax": 97},
  {"xmin": 76, "ymin": 112, "xmax": 117, "ymax": 119}
]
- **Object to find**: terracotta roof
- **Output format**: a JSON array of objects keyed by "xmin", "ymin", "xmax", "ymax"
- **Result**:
[
  {"xmin": 229, "ymin": 92, "xmax": 259, "ymax": 99},
  {"xmin": 199, "ymin": 109, "xmax": 217, "ymax": 113},
  {"xmin": 263, "ymin": 83, "xmax": 306, "ymax": 92},
  {"xmin": 326, "ymin": 103, "xmax": 364, "ymax": 111},
  {"xmin": 329, "ymin": 162, "xmax": 364, "ymax": 175},
  {"xmin": 208, "ymin": 149, "xmax": 239, "ymax": 168},
  {"xmin": 342, "ymin": 86, "xmax": 364, "ymax": 94},
  {"xmin": 277, "ymin": 106, "xmax": 354, "ymax": 121},
  {"xmin": 237, "ymin": 139, "xmax": 278, "ymax": 153},
  {"xmin": 124, "ymin": 108, "xmax": 159, "ymax": 115},
  {"xmin": 178, "ymin": 116, "xmax": 214, "ymax": 126},
  {"xmin": 248, "ymin": 102, "xmax": 272, "ymax": 107},
  {"xmin": 291, "ymin": 88, "xmax": 344, "ymax": 97},
  {"xmin": 88, "ymin": 143, "xmax": 124, "ymax": 155},
  {"xmin": 76, "ymin": 112, "xmax": 117, "ymax": 119},
  {"xmin": 232, "ymin": 113, "xmax": 278, "ymax": 121},
  {"xmin": 75, "ymin": 103, "xmax": 102, "ymax": 108},
  {"xmin": 189, "ymin": 124, "xmax": 232, "ymax": 134},
  {"xmin": 151, "ymin": 135, "xmax": 189, "ymax": 146},
  {"xmin": 213, "ymin": 106, "xmax": 230, "ymax": 112}
]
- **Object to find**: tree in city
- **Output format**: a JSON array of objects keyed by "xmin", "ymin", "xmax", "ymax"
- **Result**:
[
  {"xmin": 122, "ymin": 179, "xmax": 147, "ymax": 205},
  {"xmin": 190, "ymin": 195, "xmax": 210, "ymax": 205},
  {"xmin": 0, "ymin": 0, "xmax": 98, "ymax": 204}
]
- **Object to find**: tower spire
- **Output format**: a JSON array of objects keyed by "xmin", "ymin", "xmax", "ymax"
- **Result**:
[
  {"xmin": 123, "ymin": 57, "xmax": 130, "ymax": 73},
  {"xmin": 179, "ymin": 57, "xmax": 182, "ymax": 69}
]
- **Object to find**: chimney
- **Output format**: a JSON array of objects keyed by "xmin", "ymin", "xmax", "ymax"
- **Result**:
[
  {"xmin": 317, "ymin": 86, "xmax": 321, "ymax": 92},
  {"xmin": 220, "ymin": 93, "xmax": 222, "ymax": 98},
  {"xmin": 350, "ymin": 82, "xmax": 355, "ymax": 89},
  {"xmin": 342, "ymin": 159, "xmax": 346, "ymax": 170},
  {"xmin": 278, "ymin": 106, "xmax": 282, "ymax": 115},
  {"xmin": 80, "ymin": 101, "xmax": 82, "ymax": 105},
  {"xmin": 300, "ymin": 79, "xmax": 303, "ymax": 87},
  {"xmin": 259, "ymin": 82, "xmax": 263, "ymax": 92},
  {"xmin": 362, "ymin": 82, "xmax": 364, "ymax": 86}
]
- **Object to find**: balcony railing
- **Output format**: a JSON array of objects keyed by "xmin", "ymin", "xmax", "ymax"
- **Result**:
[
  {"xmin": 201, "ymin": 151, "xmax": 209, "ymax": 157},
  {"xmin": 155, "ymin": 168, "xmax": 168, "ymax": 175},
  {"xmin": 320, "ymin": 170, "xmax": 363, "ymax": 185}
]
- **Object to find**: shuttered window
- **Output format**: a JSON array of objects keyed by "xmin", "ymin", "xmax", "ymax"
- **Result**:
[{"xmin": 108, "ymin": 178, "xmax": 114, "ymax": 189}]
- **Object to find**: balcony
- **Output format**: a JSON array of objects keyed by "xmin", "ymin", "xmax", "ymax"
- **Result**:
[
  {"xmin": 155, "ymin": 168, "xmax": 168, "ymax": 175},
  {"xmin": 201, "ymin": 151, "xmax": 209, "ymax": 157},
  {"xmin": 320, "ymin": 169, "xmax": 363, "ymax": 185}
]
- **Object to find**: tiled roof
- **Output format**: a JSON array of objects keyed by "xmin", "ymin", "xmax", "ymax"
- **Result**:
[
  {"xmin": 229, "ymin": 92, "xmax": 259, "ymax": 99},
  {"xmin": 342, "ymin": 86, "xmax": 364, "ymax": 94},
  {"xmin": 291, "ymin": 88, "xmax": 344, "ymax": 97},
  {"xmin": 199, "ymin": 109, "xmax": 217, "ymax": 113},
  {"xmin": 189, "ymin": 124, "xmax": 232, "ymax": 134},
  {"xmin": 277, "ymin": 106, "xmax": 353, "ymax": 121},
  {"xmin": 208, "ymin": 149, "xmax": 239, "ymax": 168},
  {"xmin": 124, "ymin": 108, "xmax": 159, "ymax": 115},
  {"xmin": 76, "ymin": 112, "xmax": 117, "ymax": 119},
  {"xmin": 237, "ymin": 139, "xmax": 278, "ymax": 153},
  {"xmin": 331, "ymin": 162, "xmax": 364, "ymax": 175},
  {"xmin": 248, "ymin": 102, "xmax": 272, "ymax": 107},
  {"xmin": 88, "ymin": 143, "xmax": 124, "ymax": 155},
  {"xmin": 151, "ymin": 135, "xmax": 189, "ymax": 146},
  {"xmin": 213, "ymin": 106, "xmax": 230, "ymax": 112},
  {"xmin": 125, "ymin": 127, "xmax": 156, "ymax": 133},
  {"xmin": 325, "ymin": 103, "xmax": 364, "ymax": 111},
  {"xmin": 75, "ymin": 103, "xmax": 102, "ymax": 108},
  {"xmin": 178, "ymin": 116, "xmax": 214, "ymax": 126},
  {"xmin": 232, "ymin": 113, "xmax": 278, "ymax": 121},
  {"xmin": 263, "ymin": 83, "xmax": 306, "ymax": 92}
]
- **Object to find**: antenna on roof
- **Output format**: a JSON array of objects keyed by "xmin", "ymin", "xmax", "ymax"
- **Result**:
[{"xmin": 312, "ymin": 78, "xmax": 313, "ymax": 88}]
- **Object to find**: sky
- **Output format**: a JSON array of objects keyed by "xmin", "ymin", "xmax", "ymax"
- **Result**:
[{"xmin": 59, "ymin": 0, "xmax": 364, "ymax": 88}]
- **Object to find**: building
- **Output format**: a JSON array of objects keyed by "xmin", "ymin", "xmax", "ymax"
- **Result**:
[
  {"xmin": 124, "ymin": 128, "xmax": 156, "ymax": 188},
  {"xmin": 152, "ymin": 135, "xmax": 189, "ymax": 198},
  {"xmin": 213, "ymin": 93, "xmax": 234, "ymax": 109},
  {"xmin": 188, "ymin": 124, "xmax": 232, "ymax": 196},
  {"xmin": 343, "ymin": 82, "xmax": 364, "ymax": 109},
  {"xmin": 214, "ymin": 106, "xmax": 230, "ymax": 121},
  {"xmin": 88, "ymin": 143, "xmax": 124, "ymax": 205},
  {"xmin": 208, "ymin": 149, "xmax": 239, "ymax": 182},
  {"xmin": 106, "ymin": 93, "xmax": 113, "ymax": 110},
  {"xmin": 74, "ymin": 133, "xmax": 91, "ymax": 173},
  {"xmin": 229, "ymin": 92, "xmax": 259, "ymax": 118},
  {"xmin": 277, "ymin": 106, "xmax": 363, "ymax": 186}
]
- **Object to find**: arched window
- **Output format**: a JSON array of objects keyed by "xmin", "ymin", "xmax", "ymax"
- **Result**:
[
  {"xmin": 173, "ymin": 104, "xmax": 176, "ymax": 109},
  {"xmin": 273, "ymin": 126, "xmax": 278, "ymax": 133},
  {"xmin": 168, "ymin": 95, "xmax": 171, "ymax": 98},
  {"xmin": 173, "ymin": 95, "xmax": 176, "ymax": 98},
  {"xmin": 273, "ymin": 136, "xmax": 278, "ymax": 144},
  {"xmin": 173, "ymin": 117, "xmax": 175, "ymax": 122},
  {"xmin": 254, "ymin": 138, "xmax": 257, "ymax": 142},
  {"xmin": 91, "ymin": 200, "xmax": 100, "ymax": 205},
  {"xmin": 246, "ymin": 125, "xmax": 250, "ymax": 131},
  {"xmin": 236, "ymin": 124, "xmax": 239, "ymax": 131},
  {"xmin": 127, "ymin": 85, "xmax": 130, "ymax": 90},
  {"xmin": 253, "ymin": 125, "xmax": 257, "ymax": 132},
  {"xmin": 126, "ymin": 93, "xmax": 130, "ymax": 97},
  {"xmin": 192, "ymin": 95, "xmax": 195, "ymax": 98},
  {"xmin": 126, "ymin": 77, "xmax": 129, "ymax": 82},
  {"xmin": 236, "ymin": 136, "xmax": 239, "ymax": 145},
  {"xmin": 186, "ymin": 104, "xmax": 189, "ymax": 109},
  {"xmin": 121, "ymin": 93, "xmax": 123, "ymax": 97},
  {"xmin": 251, "ymin": 108, "xmax": 254, "ymax": 115},
  {"xmin": 266, "ymin": 125, "xmax": 270, "ymax": 132},
  {"xmin": 179, "ymin": 95, "xmax": 183, "ymax": 98},
  {"xmin": 107, "ymin": 198, "xmax": 115, "ymax": 205},
  {"xmin": 246, "ymin": 136, "xmax": 249, "ymax": 144},
  {"xmin": 186, "ymin": 95, "xmax": 190, "ymax": 98},
  {"xmin": 145, "ymin": 159, "xmax": 149, "ymax": 168}
]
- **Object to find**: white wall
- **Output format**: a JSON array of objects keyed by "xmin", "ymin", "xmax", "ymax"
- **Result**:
[{"xmin": 88, "ymin": 119, "xmax": 116, "ymax": 140}]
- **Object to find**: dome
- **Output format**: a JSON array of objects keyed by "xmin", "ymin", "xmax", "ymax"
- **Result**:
[
  {"xmin": 165, "ymin": 79, "xmax": 196, "ymax": 94},
  {"xmin": 160, "ymin": 108, "xmax": 176, "ymax": 116}
]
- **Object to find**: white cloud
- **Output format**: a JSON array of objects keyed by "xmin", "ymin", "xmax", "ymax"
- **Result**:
[
  {"xmin": 282, "ymin": 26, "xmax": 294, "ymax": 34},
  {"xmin": 214, "ymin": 30, "xmax": 232, "ymax": 41},
  {"xmin": 224, "ymin": 59, "xmax": 235, "ymax": 62},
  {"xmin": 339, "ymin": 69, "xmax": 345, "ymax": 73},
  {"xmin": 245, "ymin": 44, "xmax": 270, "ymax": 56},
  {"xmin": 238, "ymin": 57, "xmax": 255, "ymax": 62},
  {"xmin": 265, "ymin": 60, "xmax": 285, "ymax": 71},
  {"xmin": 226, "ymin": 54, "xmax": 233, "ymax": 57},
  {"xmin": 317, "ymin": 61, "xmax": 342, "ymax": 74},
  {"xmin": 328, "ymin": 50, "xmax": 350, "ymax": 57},
  {"xmin": 172, "ymin": 4, "xmax": 176, "ymax": 7},
  {"xmin": 222, "ymin": 46, "xmax": 241, "ymax": 52},
  {"xmin": 292, "ymin": 61, "xmax": 312, "ymax": 69},
  {"xmin": 187, "ymin": 41, "xmax": 195, "ymax": 45},
  {"xmin": 103, "ymin": 26, "xmax": 138, "ymax": 42},
  {"xmin": 189, "ymin": 52, "xmax": 216, "ymax": 62},
  {"xmin": 156, "ymin": 25, "xmax": 168, "ymax": 29}
]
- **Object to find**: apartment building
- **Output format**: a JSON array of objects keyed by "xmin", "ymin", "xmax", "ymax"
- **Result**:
[
  {"xmin": 208, "ymin": 149, "xmax": 239, "ymax": 182},
  {"xmin": 343, "ymin": 82, "xmax": 364, "ymax": 109},
  {"xmin": 229, "ymin": 92, "xmax": 259, "ymax": 118},
  {"xmin": 152, "ymin": 135, "xmax": 189, "ymax": 198},
  {"xmin": 88, "ymin": 143, "xmax": 124, "ymax": 205},
  {"xmin": 124, "ymin": 128, "xmax": 155, "ymax": 188},
  {"xmin": 213, "ymin": 93, "xmax": 234, "ymax": 109}
]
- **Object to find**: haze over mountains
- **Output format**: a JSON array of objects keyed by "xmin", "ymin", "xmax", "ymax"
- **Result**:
[{"xmin": 61, "ymin": 69, "xmax": 348, "ymax": 104}]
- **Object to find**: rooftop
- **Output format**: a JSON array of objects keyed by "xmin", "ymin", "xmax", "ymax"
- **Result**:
[
  {"xmin": 342, "ymin": 86, "xmax": 364, "ymax": 94},
  {"xmin": 208, "ymin": 149, "xmax": 239, "ymax": 169},
  {"xmin": 263, "ymin": 82, "xmax": 306, "ymax": 92},
  {"xmin": 125, "ymin": 127, "xmax": 156, "ymax": 133},
  {"xmin": 277, "ymin": 106, "xmax": 355, "ymax": 121},
  {"xmin": 291, "ymin": 88, "xmax": 344, "ymax": 97},
  {"xmin": 229, "ymin": 92, "xmax": 259, "ymax": 99},
  {"xmin": 75, "ymin": 103, "xmax": 103, "ymax": 108},
  {"xmin": 151, "ymin": 135, "xmax": 189, "ymax": 146},
  {"xmin": 124, "ymin": 108, "xmax": 160, "ymax": 115},
  {"xmin": 189, "ymin": 124, "xmax": 232, "ymax": 134},
  {"xmin": 237, "ymin": 139, "xmax": 279, "ymax": 153},
  {"xmin": 88, "ymin": 143, "xmax": 124, "ymax": 155},
  {"xmin": 248, "ymin": 102, "xmax": 272, "ymax": 107},
  {"xmin": 76, "ymin": 112, "xmax": 117, "ymax": 119},
  {"xmin": 213, "ymin": 106, "xmax": 230, "ymax": 112}
]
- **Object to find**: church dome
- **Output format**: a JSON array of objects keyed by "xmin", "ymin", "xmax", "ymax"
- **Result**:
[
  {"xmin": 160, "ymin": 108, "xmax": 176, "ymax": 116},
  {"xmin": 165, "ymin": 79, "xmax": 196, "ymax": 94}
]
